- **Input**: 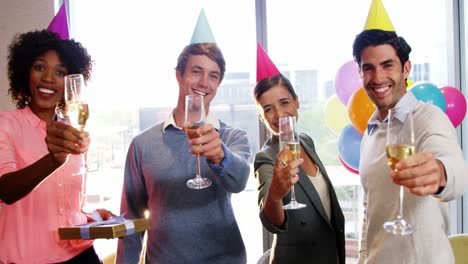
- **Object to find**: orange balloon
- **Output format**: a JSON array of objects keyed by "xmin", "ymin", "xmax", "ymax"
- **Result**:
[{"xmin": 347, "ymin": 87, "xmax": 376, "ymax": 134}]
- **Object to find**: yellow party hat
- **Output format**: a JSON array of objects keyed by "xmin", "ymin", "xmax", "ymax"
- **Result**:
[{"xmin": 364, "ymin": 0, "xmax": 395, "ymax": 32}]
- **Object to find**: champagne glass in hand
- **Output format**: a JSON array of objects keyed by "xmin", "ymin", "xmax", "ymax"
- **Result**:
[
  {"xmin": 64, "ymin": 74, "xmax": 89, "ymax": 175},
  {"xmin": 184, "ymin": 94, "xmax": 212, "ymax": 189},
  {"xmin": 384, "ymin": 108, "xmax": 415, "ymax": 235},
  {"xmin": 54, "ymin": 102, "xmax": 69, "ymax": 122},
  {"xmin": 279, "ymin": 116, "xmax": 306, "ymax": 210}
]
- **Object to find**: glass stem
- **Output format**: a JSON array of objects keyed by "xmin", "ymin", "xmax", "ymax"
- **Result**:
[
  {"xmin": 290, "ymin": 184, "xmax": 297, "ymax": 203},
  {"xmin": 196, "ymin": 153, "xmax": 201, "ymax": 178},
  {"xmin": 398, "ymin": 186, "xmax": 404, "ymax": 219},
  {"xmin": 78, "ymin": 126, "xmax": 87, "ymax": 175},
  {"xmin": 80, "ymin": 153, "xmax": 87, "ymax": 174}
]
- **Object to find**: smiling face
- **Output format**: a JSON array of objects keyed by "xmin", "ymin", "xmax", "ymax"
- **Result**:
[
  {"xmin": 256, "ymin": 85, "xmax": 299, "ymax": 136},
  {"xmin": 176, "ymin": 54, "xmax": 221, "ymax": 113},
  {"xmin": 359, "ymin": 44, "xmax": 411, "ymax": 120},
  {"xmin": 28, "ymin": 50, "xmax": 68, "ymax": 117}
]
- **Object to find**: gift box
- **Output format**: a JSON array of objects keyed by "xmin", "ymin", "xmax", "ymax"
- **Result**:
[{"xmin": 59, "ymin": 217, "xmax": 150, "ymax": 240}]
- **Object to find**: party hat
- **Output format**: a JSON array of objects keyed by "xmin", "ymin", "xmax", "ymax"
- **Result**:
[
  {"xmin": 256, "ymin": 42, "xmax": 281, "ymax": 82},
  {"xmin": 364, "ymin": 0, "xmax": 395, "ymax": 32},
  {"xmin": 47, "ymin": 2, "xmax": 69, "ymax": 39},
  {"xmin": 190, "ymin": 8, "xmax": 216, "ymax": 44}
]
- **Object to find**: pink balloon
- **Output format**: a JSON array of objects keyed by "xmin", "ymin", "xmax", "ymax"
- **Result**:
[
  {"xmin": 440, "ymin": 86, "xmax": 467, "ymax": 128},
  {"xmin": 338, "ymin": 155, "xmax": 359, "ymax": 175},
  {"xmin": 335, "ymin": 61, "xmax": 362, "ymax": 105}
]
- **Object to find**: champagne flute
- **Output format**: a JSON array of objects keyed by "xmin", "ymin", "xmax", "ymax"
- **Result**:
[
  {"xmin": 64, "ymin": 74, "xmax": 89, "ymax": 175},
  {"xmin": 279, "ymin": 116, "xmax": 306, "ymax": 210},
  {"xmin": 185, "ymin": 94, "xmax": 212, "ymax": 189},
  {"xmin": 383, "ymin": 108, "xmax": 415, "ymax": 235},
  {"xmin": 54, "ymin": 101, "xmax": 69, "ymax": 122}
]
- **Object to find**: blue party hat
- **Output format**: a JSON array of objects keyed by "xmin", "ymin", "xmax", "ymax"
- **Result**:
[{"xmin": 190, "ymin": 8, "xmax": 216, "ymax": 44}]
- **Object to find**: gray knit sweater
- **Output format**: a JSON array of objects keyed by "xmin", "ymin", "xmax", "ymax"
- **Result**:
[{"xmin": 117, "ymin": 120, "xmax": 251, "ymax": 264}]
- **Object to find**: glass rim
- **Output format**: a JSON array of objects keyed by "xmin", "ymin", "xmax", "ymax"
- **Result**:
[{"xmin": 64, "ymin": 73, "xmax": 84, "ymax": 80}]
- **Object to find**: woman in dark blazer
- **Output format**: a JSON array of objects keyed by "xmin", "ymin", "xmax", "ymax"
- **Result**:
[{"xmin": 253, "ymin": 74, "xmax": 345, "ymax": 264}]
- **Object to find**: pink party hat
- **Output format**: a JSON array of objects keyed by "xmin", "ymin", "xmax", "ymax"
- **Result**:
[
  {"xmin": 257, "ymin": 42, "xmax": 280, "ymax": 82},
  {"xmin": 47, "ymin": 3, "xmax": 69, "ymax": 40}
]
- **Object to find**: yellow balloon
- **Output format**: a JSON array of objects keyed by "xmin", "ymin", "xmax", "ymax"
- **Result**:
[
  {"xmin": 324, "ymin": 94, "xmax": 350, "ymax": 135},
  {"xmin": 406, "ymin": 79, "xmax": 413, "ymax": 90}
]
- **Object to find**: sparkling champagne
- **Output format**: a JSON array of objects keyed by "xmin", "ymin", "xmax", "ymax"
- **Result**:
[
  {"xmin": 185, "ymin": 122, "xmax": 204, "ymax": 140},
  {"xmin": 280, "ymin": 142, "xmax": 301, "ymax": 164},
  {"xmin": 386, "ymin": 144, "xmax": 415, "ymax": 171},
  {"xmin": 66, "ymin": 101, "xmax": 89, "ymax": 129}
]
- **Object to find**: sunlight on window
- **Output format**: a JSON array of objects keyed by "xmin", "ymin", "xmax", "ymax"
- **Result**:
[
  {"xmin": 266, "ymin": 1, "xmax": 452, "ymax": 262},
  {"xmin": 69, "ymin": 0, "xmax": 260, "ymax": 262},
  {"xmin": 68, "ymin": 0, "xmax": 454, "ymax": 263}
]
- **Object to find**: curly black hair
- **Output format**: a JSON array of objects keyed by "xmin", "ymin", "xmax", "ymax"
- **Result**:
[
  {"xmin": 7, "ymin": 29, "xmax": 93, "ymax": 109},
  {"xmin": 352, "ymin": 29, "xmax": 412, "ymax": 69}
]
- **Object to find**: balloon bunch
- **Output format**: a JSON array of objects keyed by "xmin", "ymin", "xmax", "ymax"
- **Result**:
[
  {"xmin": 409, "ymin": 82, "xmax": 467, "ymax": 128},
  {"xmin": 330, "ymin": 61, "xmax": 467, "ymax": 175},
  {"xmin": 328, "ymin": 61, "xmax": 363, "ymax": 175}
]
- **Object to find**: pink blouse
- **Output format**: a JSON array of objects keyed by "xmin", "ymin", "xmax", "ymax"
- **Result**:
[{"xmin": 0, "ymin": 107, "xmax": 93, "ymax": 263}]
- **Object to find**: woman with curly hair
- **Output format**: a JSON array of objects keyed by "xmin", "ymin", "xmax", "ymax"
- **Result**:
[{"xmin": 0, "ymin": 29, "xmax": 103, "ymax": 263}]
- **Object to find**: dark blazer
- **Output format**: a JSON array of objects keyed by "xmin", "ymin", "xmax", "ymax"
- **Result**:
[{"xmin": 254, "ymin": 133, "xmax": 345, "ymax": 264}]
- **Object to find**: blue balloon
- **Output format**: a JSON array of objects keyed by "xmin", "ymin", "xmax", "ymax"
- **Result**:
[
  {"xmin": 338, "ymin": 124, "xmax": 362, "ymax": 171},
  {"xmin": 409, "ymin": 81, "xmax": 446, "ymax": 112}
]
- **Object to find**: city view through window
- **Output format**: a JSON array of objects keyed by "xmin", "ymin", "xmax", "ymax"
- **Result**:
[{"xmin": 67, "ymin": 1, "xmax": 454, "ymax": 262}]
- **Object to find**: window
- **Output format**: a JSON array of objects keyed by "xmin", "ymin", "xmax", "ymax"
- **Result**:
[
  {"xmin": 68, "ymin": 0, "xmax": 261, "ymax": 262},
  {"xmin": 68, "ymin": 0, "xmax": 460, "ymax": 263},
  {"xmin": 265, "ymin": 0, "xmax": 455, "ymax": 262},
  {"xmin": 461, "ymin": 0, "xmax": 468, "ymax": 233}
]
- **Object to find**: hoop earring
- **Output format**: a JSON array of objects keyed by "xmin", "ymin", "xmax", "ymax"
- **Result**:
[{"xmin": 25, "ymin": 96, "xmax": 31, "ymax": 105}]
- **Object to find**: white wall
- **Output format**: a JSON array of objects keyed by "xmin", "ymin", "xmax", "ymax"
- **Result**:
[{"xmin": 0, "ymin": 0, "xmax": 54, "ymax": 111}]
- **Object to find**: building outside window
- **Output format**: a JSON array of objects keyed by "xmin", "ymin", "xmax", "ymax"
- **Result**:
[{"xmin": 67, "ymin": 0, "xmax": 459, "ymax": 263}]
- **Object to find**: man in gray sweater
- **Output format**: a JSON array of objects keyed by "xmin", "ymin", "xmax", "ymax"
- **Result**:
[{"xmin": 116, "ymin": 9, "xmax": 251, "ymax": 264}]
